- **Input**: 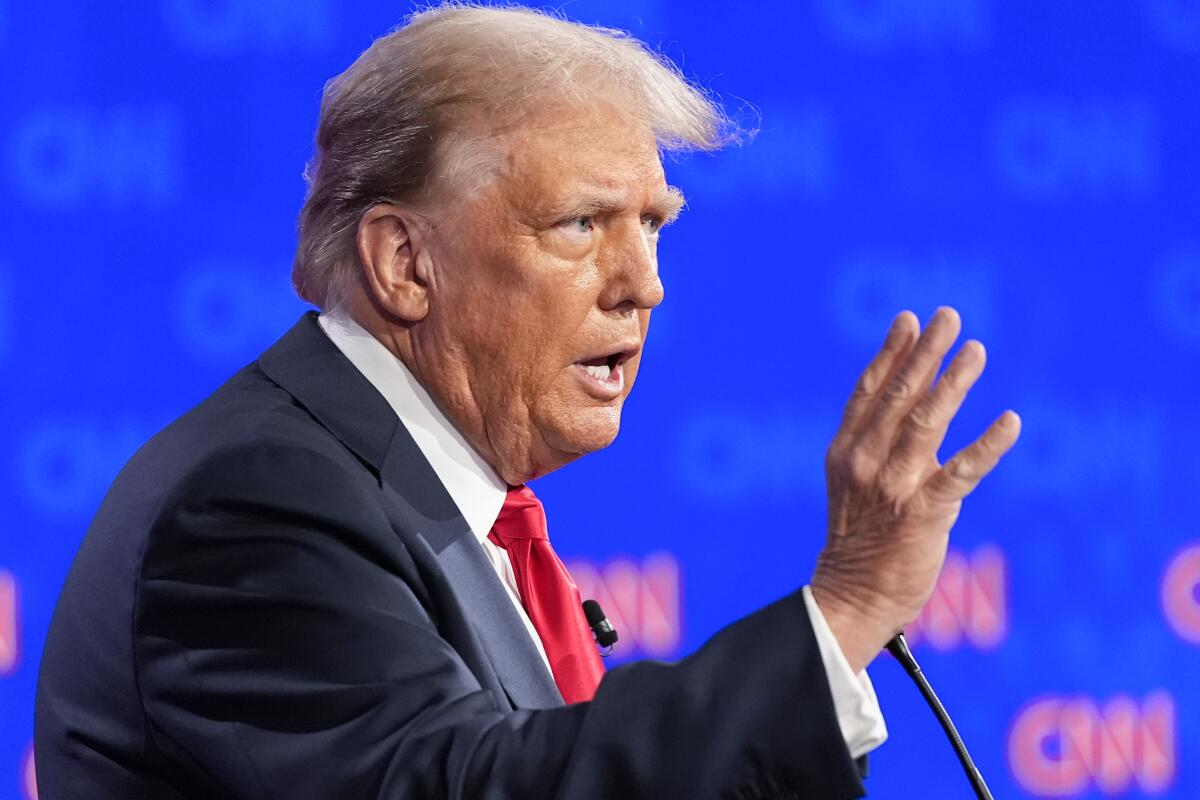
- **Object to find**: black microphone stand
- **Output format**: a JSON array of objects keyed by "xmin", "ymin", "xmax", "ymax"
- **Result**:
[{"xmin": 886, "ymin": 633, "xmax": 995, "ymax": 800}]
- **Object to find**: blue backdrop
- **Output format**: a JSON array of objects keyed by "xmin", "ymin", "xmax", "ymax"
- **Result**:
[{"xmin": 2, "ymin": 1, "xmax": 1198, "ymax": 798}]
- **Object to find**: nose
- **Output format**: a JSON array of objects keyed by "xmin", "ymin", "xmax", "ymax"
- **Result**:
[{"xmin": 597, "ymin": 220, "xmax": 665, "ymax": 313}]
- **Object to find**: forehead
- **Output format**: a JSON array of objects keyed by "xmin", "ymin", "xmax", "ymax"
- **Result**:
[{"xmin": 496, "ymin": 103, "xmax": 667, "ymax": 205}]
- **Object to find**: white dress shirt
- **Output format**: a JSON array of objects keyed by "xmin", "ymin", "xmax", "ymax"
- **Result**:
[{"xmin": 317, "ymin": 310, "xmax": 887, "ymax": 759}]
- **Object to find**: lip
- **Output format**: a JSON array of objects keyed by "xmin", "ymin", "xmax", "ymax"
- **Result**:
[
  {"xmin": 573, "ymin": 341, "xmax": 641, "ymax": 366},
  {"xmin": 571, "ymin": 341, "xmax": 640, "ymax": 401},
  {"xmin": 571, "ymin": 361, "xmax": 626, "ymax": 400}
]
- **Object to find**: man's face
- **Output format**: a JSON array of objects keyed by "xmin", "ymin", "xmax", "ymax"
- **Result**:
[{"xmin": 414, "ymin": 103, "xmax": 682, "ymax": 482}]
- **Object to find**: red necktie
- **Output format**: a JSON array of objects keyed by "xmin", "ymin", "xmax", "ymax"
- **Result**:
[{"xmin": 488, "ymin": 485, "xmax": 604, "ymax": 704}]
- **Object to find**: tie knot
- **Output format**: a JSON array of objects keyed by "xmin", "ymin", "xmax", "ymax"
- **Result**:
[{"xmin": 489, "ymin": 485, "xmax": 549, "ymax": 545}]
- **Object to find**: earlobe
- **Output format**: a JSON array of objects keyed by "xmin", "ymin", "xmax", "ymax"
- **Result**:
[{"xmin": 357, "ymin": 204, "xmax": 431, "ymax": 322}]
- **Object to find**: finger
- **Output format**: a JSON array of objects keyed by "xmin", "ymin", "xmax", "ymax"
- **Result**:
[
  {"xmin": 923, "ymin": 410, "xmax": 1021, "ymax": 503},
  {"xmin": 856, "ymin": 306, "xmax": 962, "ymax": 457},
  {"xmin": 834, "ymin": 311, "xmax": 919, "ymax": 441},
  {"xmin": 882, "ymin": 339, "xmax": 987, "ymax": 482}
]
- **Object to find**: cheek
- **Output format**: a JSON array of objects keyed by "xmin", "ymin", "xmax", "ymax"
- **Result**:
[
  {"xmin": 436, "ymin": 253, "xmax": 546, "ymax": 353},
  {"xmin": 520, "ymin": 275, "xmax": 604, "ymax": 371},
  {"xmin": 439, "ymin": 242, "xmax": 606, "ymax": 398},
  {"xmin": 447, "ymin": 274, "xmax": 592, "ymax": 405}
]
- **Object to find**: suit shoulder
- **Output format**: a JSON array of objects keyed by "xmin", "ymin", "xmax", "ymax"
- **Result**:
[
  {"xmin": 94, "ymin": 360, "xmax": 380, "ymax": 541},
  {"xmin": 161, "ymin": 434, "xmax": 378, "ymax": 515},
  {"xmin": 147, "ymin": 362, "xmax": 358, "ymax": 472},
  {"xmin": 132, "ymin": 376, "xmax": 403, "ymax": 586}
]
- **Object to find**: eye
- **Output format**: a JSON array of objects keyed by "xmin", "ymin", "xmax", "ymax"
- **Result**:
[
  {"xmin": 641, "ymin": 215, "xmax": 664, "ymax": 235},
  {"xmin": 559, "ymin": 215, "xmax": 595, "ymax": 235}
]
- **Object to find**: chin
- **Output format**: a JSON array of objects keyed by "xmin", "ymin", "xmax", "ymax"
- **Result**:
[{"xmin": 541, "ymin": 405, "xmax": 623, "ymax": 460}]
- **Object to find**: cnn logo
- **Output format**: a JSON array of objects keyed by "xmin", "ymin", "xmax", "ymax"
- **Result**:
[
  {"xmin": 1008, "ymin": 693, "xmax": 1175, "ymax": 796},
  {"xmin": 23, "ymin": 746, "xmax": 37, "ymax": 800},
  {"xmin": 566, "ymin": 553, "xmax": 681, "ymax": 658},
  {"xmin": 1161, "ymin": 543, "xmax": 1200, "ymax": 643},
  {"xmin": 0, "ymin": 570, "xmax": 17, "ymax": 675},
  {"xmin": 904, "ymin": 544, "xmax": 1006, "ymax": 650}
]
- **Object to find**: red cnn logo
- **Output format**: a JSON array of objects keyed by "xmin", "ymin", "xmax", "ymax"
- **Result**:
[
  {"xmin": 1161, "ymin": 543, "xmax": 1200, "ymax": 644},
  {"xmin": 903, "ymin": 544, "xmax": 1006, "ymax": 651},
  {"xmin": 23, "ymin": 745, "xmax": 37, "ymax": 800},
  {"xmin": 1008, "ymin": 693, "xmax": 1175, "ymax": 796},
  {"xmin": 0, "ymin": 570, "xmax": 18, "ymax": 675},
  {"xmin": 566, "ymin": 553, "xmax": 681, "ymax": 657}
]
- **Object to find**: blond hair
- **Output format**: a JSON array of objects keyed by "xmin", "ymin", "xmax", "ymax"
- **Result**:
[{"xmin": 292, "ymin": 2, "xmax": 731, "ymax": 310}]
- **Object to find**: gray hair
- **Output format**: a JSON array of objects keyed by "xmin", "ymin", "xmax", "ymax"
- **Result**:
[{"xmin": 292, "ymin": 2, "xmax": 733, "ymax": 310}]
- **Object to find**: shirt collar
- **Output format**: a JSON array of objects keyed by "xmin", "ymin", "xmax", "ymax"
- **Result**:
[{"xmin": 317, "ymin": 310, "xmax": 507, "ymax": 543}]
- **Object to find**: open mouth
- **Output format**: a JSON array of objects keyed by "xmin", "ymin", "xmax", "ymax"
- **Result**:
[
  {"xmin": 573, "ymin": 348, "xmax": 636, "ymax": 397},
  {"xmin": 578, "ymin": 350, "xmax": 629, "ymax": 380}
]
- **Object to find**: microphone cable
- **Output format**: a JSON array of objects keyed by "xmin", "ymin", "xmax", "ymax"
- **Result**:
[{"xmin": 886, "ymin": 632, "xmax": 995, "ymax": 800}]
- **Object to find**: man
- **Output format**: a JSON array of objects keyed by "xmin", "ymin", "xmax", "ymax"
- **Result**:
[{"xmin": 35, "ymin": 5, "xmax": 1020, "ymax": 798}]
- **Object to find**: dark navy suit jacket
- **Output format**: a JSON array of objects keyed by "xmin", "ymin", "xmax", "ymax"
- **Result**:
[{"xmin": 35, "ymin": 313, "xmax": 867, "ymax": 799}]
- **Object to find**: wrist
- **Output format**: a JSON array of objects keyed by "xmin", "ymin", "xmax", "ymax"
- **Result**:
[{"xmin": 808, "ymin": 580, "xmax": 894, "ymax": 674}]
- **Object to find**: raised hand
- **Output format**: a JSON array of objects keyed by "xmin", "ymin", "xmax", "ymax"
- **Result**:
[{"xmin": 810, "ymin": 307, "xmax": 1021, "ymax": 673}]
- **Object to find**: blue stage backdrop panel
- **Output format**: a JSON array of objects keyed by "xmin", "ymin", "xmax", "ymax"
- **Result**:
[{"xmin": 2, "ymin": 1, "xmax": 1198, "ymax": 798}]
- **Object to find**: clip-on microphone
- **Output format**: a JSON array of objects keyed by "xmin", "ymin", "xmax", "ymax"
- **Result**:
[{"xmin": 582, "ymin": 599, "xmax": 618, "ymax": 655}]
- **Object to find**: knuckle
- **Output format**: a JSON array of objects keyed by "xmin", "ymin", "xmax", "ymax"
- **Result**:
[
  {"xmin": 938, "ymin": 366, "xmax": 964, "ymax": 393},
  {"xmin": 983, "ymin": 425, "xmax": 1008, "ymax": 452},
  {"xmin": 853, "ymin": 369, "xmax": 880, "ymax": 398},
  {"xmin": 846, "ymin": 449, "xmax": 877, "ymax": 485},
  {"xmin": 971, "ymin": 437, "xmax": 1000, "ymax": 466},
  {"xmin": 883, "ymin": 375, "xmax": 916, "ymax": 404},
  {"xmin": 948, "ymin": 457, "xmax": 977, "ymax": 482},
  {"xmin": 906, "ymin": 402, "xmax": 941, "ymax": 433}
]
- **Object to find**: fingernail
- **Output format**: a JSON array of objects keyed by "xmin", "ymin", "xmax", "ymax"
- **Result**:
[
  {"xmin": 888, "ymin": 311, "xmax": 915, "ymax": 339},
  {"xmin": 932, "ymin": 306, "xmax": 960, "ymax": 325}
]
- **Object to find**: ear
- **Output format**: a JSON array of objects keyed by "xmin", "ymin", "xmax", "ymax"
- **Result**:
[{"xmin": 356, "ymin": 203, "xmax": 431, "ymax": 322}]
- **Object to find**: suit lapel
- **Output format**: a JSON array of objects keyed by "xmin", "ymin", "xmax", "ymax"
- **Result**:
[
  {"xmin": 259, "ymin": 313, "xmax": 562, "ymax": 710},
  {"xmin": 379, "ymin": 421, "xmax": 563, "ymax": 710}
]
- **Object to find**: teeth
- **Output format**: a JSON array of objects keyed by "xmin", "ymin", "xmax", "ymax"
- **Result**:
[{"xmin": 584, "ymin": 363, "xmax": 611, "ymax": 380}]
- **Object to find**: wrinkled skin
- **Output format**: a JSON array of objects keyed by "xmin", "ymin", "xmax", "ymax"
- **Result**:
[
  {"xmin": 348, "ymin": 104, "xmax": 1020, "ymax": 673},
  {"xmin": 812, "ymin": 308, "xmax": 1021, "ymax": 671},
  {"xmin": 351, "ymin": 102, "xmax": 679, "ymax": 485}
]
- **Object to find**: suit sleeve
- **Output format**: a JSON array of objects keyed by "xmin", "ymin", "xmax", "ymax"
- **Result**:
[{"xmin": 134, "ymin": 442, "xmax": 867, "ymax": 800}]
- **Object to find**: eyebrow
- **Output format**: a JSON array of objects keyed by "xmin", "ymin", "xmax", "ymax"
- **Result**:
[
  {"xmin": 653, "ymin": 186, "xmax": 687, "ymax": 225},
  {"xmin": 549, "ymin": 185, "xmax": 688, "ymax": 225}
]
